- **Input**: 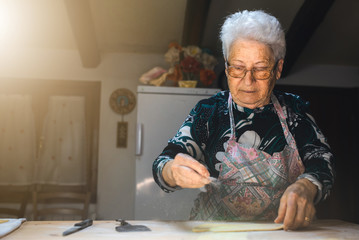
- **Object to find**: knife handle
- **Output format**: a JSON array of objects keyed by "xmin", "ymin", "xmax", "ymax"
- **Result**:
[
  {"xmin": 74, "ymin": 219, "xmax": 93, "ymax": 228},
  {"xmin": 116, "ymin": 219, "xmax": 129, "ymax": 226}
]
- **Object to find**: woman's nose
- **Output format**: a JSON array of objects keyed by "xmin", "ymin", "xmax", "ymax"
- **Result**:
[{"xmin": 242, "ymin": 70, "xmax": 255, "ymax": 85}]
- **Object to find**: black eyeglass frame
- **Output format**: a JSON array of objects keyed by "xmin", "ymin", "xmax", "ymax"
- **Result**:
[{"xmin": 225, "ymin": 60, "xmax": 279, "ymax": 80}]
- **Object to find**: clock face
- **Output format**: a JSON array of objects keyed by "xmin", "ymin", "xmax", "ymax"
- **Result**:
[{"xmin": 109, "ymin": 88, "xmax": 136, "ymax": 115}]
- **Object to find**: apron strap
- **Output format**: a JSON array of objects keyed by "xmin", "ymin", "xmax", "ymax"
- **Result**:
[
  {"xmin": 271, "ymin": 94, "xmax": 297, "ymax": 149},
  {"xmin": 228, "ymin": 93, "xmax": 236, "ymax": 140}
]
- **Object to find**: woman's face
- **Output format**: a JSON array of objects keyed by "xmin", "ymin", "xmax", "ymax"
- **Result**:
[{"xmin": 226, "ymin": 39, "xmax": 283, "ymax": 109}]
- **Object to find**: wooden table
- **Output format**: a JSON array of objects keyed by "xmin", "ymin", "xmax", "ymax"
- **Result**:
[{"xmin": 2, "ymin": 219, "xmax": 359, "ymax": 239}]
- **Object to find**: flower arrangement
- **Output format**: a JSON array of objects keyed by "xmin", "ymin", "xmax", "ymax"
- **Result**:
[{"xmin": 139, "ymin": 42, "xmax": 218, "ymax": 87}]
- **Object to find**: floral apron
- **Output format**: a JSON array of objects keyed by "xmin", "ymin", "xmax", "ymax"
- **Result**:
[{"xmin": 190, "ymin": 93, "xmax": 305, "ymax": 221}]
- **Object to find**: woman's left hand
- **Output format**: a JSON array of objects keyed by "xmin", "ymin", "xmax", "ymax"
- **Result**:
[{"xmin": 274, "ymin": 178, "xmax": 318, "ymax": 230}]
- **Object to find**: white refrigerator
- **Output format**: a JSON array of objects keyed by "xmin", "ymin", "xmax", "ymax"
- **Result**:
[{"xmin": 135, "ymin": 85, "xmax": 220, "ymax": 220}]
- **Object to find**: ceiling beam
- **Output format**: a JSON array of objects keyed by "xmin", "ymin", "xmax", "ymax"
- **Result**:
[
  {"xmin": 64, "ymin": 0, "xmax": 100, "ymax": 68},
  {"xmin": 182, "ymin": 0, "xmax": 211, "ymax": 46},
  {"xmin": 282, "ymin": 0, "xmax": 335, "ymax": 77}
]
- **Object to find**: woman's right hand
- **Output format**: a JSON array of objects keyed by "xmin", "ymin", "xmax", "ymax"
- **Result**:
[{"xmin": 162, "ymin": 153, "xmax": 210, "ymax": 188}]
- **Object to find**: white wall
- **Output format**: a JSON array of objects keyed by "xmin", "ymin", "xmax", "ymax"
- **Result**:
[
  {"xmin": 0, "ymin": 47, "xmax": 166, "ymax": 220},
  {"xmin": 278, "ymin": 64, "xmax": 359, "ymax": 88}
]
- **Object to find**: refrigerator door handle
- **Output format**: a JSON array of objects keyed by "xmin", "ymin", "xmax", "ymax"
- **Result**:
[{"xmin": 136, "ymin": 123, "xmax": 143, "ymax": 156}]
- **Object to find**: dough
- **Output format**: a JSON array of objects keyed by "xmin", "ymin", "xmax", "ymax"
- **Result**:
[{"xmin": 192, "ymin": 222, "xmax": 283, "ymax": 232}]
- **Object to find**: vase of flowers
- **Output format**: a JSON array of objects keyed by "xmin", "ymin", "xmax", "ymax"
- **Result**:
[
  {"xmin": 139, "ymin": 42, "xmax": 218, "ymax": 88},
  {"xmin": 165, "ymin": 42, "xmax": 218, "ymax": 87}
]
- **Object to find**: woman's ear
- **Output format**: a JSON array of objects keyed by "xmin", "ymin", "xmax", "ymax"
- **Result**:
[{"xmin": 275, "ymin": 59, "xmax": 284, "ymax": 80}]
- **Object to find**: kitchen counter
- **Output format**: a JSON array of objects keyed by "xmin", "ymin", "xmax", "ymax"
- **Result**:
[{"xmin": 2, "ymin": 219, "xmax": 359, "ymax": 239}]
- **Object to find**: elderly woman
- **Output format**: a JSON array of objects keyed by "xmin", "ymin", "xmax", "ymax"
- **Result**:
[{"xmin": 152, "ymin": 10, "xmax": 334, "ymax": 230}]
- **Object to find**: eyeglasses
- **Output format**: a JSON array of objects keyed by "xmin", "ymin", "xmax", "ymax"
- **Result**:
[{"xmin": 225, "ymin": 61, "xmax": 278, "ymax": 80}]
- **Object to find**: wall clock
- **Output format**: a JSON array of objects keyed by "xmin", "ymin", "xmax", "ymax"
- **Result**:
[{"xmin": 109, "ymin": 88, "xmax": 136, "ymax": 115}]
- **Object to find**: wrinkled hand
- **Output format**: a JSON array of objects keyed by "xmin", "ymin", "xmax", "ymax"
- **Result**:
[
  {"xmin": 274, "ymin": 178, "xmax": 317, "ymax": 230},
  {"xmin": 162, "ymin": 153, "xmax": 210, "ymax": 188}
]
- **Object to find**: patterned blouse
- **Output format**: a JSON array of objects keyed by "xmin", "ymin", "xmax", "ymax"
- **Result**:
[{"xmin": 152, "ymin": 90, "xmax": 335, "ymax": 203}]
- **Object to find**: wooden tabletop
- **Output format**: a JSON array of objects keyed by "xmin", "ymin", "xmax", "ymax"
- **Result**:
[{"xmin": 2, "ymin": 219, "xmax": 359, "ymax": 239}]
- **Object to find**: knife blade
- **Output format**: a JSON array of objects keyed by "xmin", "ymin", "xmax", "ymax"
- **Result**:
[{"xmin": 62, "ymin": 219, "xmax": 93, "ymax": 236}]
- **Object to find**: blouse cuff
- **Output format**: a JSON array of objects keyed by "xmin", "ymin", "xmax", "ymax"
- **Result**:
[
  {"xmin": 156, "ymin": 158, "xmax": 182, "ymax": 193},
  {"xmin": 297, "ymin": 173, "xmax": 323, "ymax": 204}
]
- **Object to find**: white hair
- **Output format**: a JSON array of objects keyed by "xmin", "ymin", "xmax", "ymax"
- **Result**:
[{"xmin": 220, "ymin": 10, "xmax": 286, "ymax": 61}]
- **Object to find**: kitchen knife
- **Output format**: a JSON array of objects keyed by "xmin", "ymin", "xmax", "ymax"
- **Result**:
[{"xmin": 62, "ymin": 219, "xmax": 93, "ymax": 236}]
